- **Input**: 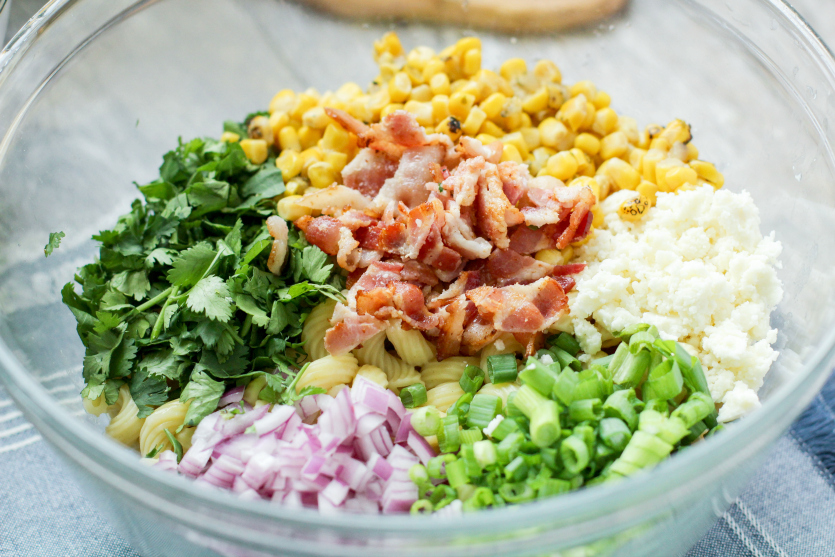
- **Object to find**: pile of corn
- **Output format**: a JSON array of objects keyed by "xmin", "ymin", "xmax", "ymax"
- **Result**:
[{"xmin": 229, "ymin": 32, "xmax": 725, "ymax": 238}]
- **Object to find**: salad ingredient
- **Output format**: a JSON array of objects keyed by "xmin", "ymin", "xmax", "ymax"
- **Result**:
[
  {"xmin": 44, "ymin": 231, "xmax": 64, "ymax": 257},
  {"xmin": 566, "ymin": 187, "xmax": 782, "ymax": 421}
]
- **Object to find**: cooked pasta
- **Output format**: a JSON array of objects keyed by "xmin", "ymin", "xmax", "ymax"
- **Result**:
[
  {"xmin": 83, "ymin": 393, "xmax": 111, "ymax": 416},
  {"xmin": 243, "ymin": 375, "xmax": 268, "ymax": 406},
  {"xmin": 386, "ymin": 321, "xmax": 436, "ymax": 366},
  {"xmin": 479, "ymin": 334, "xmax": 525, "ymax": 380},
  {"xmin": 105, "ymin": 385, "xmax": 145, "ymax": 447},
  {"xmin": 354, "ymin": 364, "xmax": 389, "ymax": 389},
  {"xmin": 478, "ymin": 381, "xmax": 521, "ymax": 409},
  {"xmin": 426, "ymin": 381, "xmax": 466, "ymax": 413},
  {"xmin": 327, "ymin": 384, "xmax": 347, "ymax": 397},
  {"xmin": 353, "ymin": 331, "xmax": 422, "ymax": 392},
  {"xmin": 420, "ymin": 356, "xmax": 479, "ymax": 390},
  {"xmin": 296, "ymin": 354, "xmax": 359, "ymax": 393},
  {"xmin": 139, "ymin": 399, "xmax": 192, "ymax": 456},
  {"xmin": 302, "ymin": 299, "xmax": 337, "ymax": 362}
]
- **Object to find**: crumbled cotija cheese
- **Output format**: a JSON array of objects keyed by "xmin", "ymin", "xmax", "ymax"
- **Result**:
[{"xmin": 566, "ymin": 185, "xmax": 783, "ymax": 422}]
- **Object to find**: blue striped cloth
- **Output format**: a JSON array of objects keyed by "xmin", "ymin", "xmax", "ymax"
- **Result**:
[{"xmin": 1, "ymin": 372, "xmax": 834, "ymax": 557}]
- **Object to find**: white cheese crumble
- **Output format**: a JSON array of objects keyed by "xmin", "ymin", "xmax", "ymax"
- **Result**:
[{"xmin": 566, "ymin": 185, "xmax": 782, "ymax": 422}]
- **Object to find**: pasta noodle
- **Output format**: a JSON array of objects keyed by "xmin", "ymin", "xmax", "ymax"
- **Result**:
[
  {"xmin": 353, "ymin": 331, "xmax": 422, "ymax": 392},
  {"xmin": 296, "ymin": 354, "xmax": 359, "ymax": 393},
  {"xmin": 426, "ymin": 381, "xmax": 466, "ymax": 413},
  {"xmin": 354, "ymin": 365, "xmax": 389, "ymax": 389},
  {"xmin": 386, "ymin": 321, "xmax": 436, "ymax": 366},
  {"xmin": 105, "ymin": 385, "xmax": 145, "ymax": 447},
  {"xmin": 479, "ymin": 334, "xmax": 525, "ymax": 381},
  {"xmin": 243, "ymin": 375, "xmax": 268, "ymax": 406},
  {"xmin": 83, "ymin": 393, "xmax": 111, "ymax": 416},
  {"xmin": 302, "ymin": 299, "xmax": 337, "ymax": 362},
  {"xmin": 139, "ymin": 399, "xmax": 192, "ymax": 456},
  {"xmin": 327, "ymin": 384, "xmax": 347, "ymax": 397},
  {"xmin": 477, "ymin": 381, "xmax": 521, "ymax": 410},
  {"xmin": 420, "ymin": 356, "xmax": 479, "ymax": 390}
]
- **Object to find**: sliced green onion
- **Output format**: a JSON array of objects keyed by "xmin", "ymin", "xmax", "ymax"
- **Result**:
[
  {"xmin": 411, "ymin": 406, "xmax": 442, "ymax": 437},
  {"xmin": 591, "ymin": 354, "xmax": 615, "ymax": 369},
  {"xmin": 573, "ymin": 424, "xmax": 596, "ymax": 453},
  {"xmin": 473, "ymin": 440, "xmax": 498, "ymax": 467},
  {"xmin": 519, "ymin": 357, "xmax": 559, "ymax": 396},
  {"xmin": 447, "ymin": 392, "xmax": 474, "ymax": 418},
  {"xmin": 530, "ymin": 399, "xmax": 561, "ymax": 448},
  {"xmin": 594, "ymin": 443, "xmax": 617, "ymax": 468},
  {"xmin": 429, "ymin": 483, "xmax": 457, "ymax": 505},
  {"xmin": 551, "ymin": 332, "xmax": 581, "ymax": 356},
  {"xmin": 608, "ymin": 343, "xmax": 630, "ymax": 377},
  {"xmin": 568, "ymin": 398, "xmax": 603, "ymax": 424},
  {"xmin": 400, "ymin": 383, "xmax": 428, "ymax": 408},
  {"xmin": 683, "ymin": 420, "xmax": 708, "ymax": 444},
  {"xmin": 552, "ymin": 347, "xmax": 582, "ymax": 371},
  {"xmin": 671, "ymin": 391, "xmax": 715, "ymax": 429},
  {"xmin": 642, "ymin": 359, "xmax": 684, "ymax": 401},
  {"xmin": 455, "ymin": 483, "xmax": 476, "ymax": 501},
  {"xmin": 573, "ymin": 369, "xmax": 610, "ymax": 401},
  {"xmin": 537, "ymin": 478, "xmax": 572, "ymax": 499},
  {"xmin": 552, "ymin": 369, "xmax": 579, "ymax": 405},
  {"xmin": 504, "ymin": 456, "xmax": 530, "ymax": 481},
  {"xmin": 643, "ymin": 398, "xmax": 669, "ymax": 414},
  {"xmin": 463, "ymin": 487, "xmax": 496, "ymax": 510},
  {"xmin": 610, "ymin": 430, "xmax": 673, "ymax": 476},
  {"xmin": 466, "ymin": 394, "xmax": 502, "ymax": 430},
  {"xmin": 487, "ymin": 354, "xmax": 519, "ymax": 384},
  {"xmin": 427, "ymin": 454, "xmax": 456, "ymax": 479},
  {"xmin": 560, "ymin": 435, "xmax": 590, "ymax": 475},
  {"xmin": 499, "ymin": 482, "xmax": 536, "ymax": 503},
  {"xmin": 617, "ymin": 323, "xmax": 654, "ymax": 341},
  {"xmin": 459, "ymin": 443, "xmax": 483, "ymax": 477},
  {"xmin": 496, "ymin": 432, "xmax": 525, "ymax": 465},
  {"xmin": 540, "ymin": 447, "xmax": 559, "ymax": 471},
  {"xmin": 460, "ymin": 428, "xmax": 484, "ymax": 445},
  {"xmin": 164, "ymin": 428, "xmax": 183, "ymax": 463},
  {"xmin": 438, "ymin": 414, "xmax": 461, "ymax": 453},
  {"xmin": 511, "ymin": 384, "xmax": 550, "ymax": 420},
  {"xmin": 410, "ymin": 500, "xmax": 434, "ymax": 514},
  {"xmin": 505, "ymin": 391, "xmax": 524, "ymax": 418},
  {"xmin": 489, "ymin": 416, "xmax": 520, "ymax": 441},
  {"xmin": 599, "ymin": 417, "xmax": 632, "ymax": 451},
  {"xmin": 628, "ymin": 331, "xmax": 656, "ymax": 354},
  {"xmin": 612, "ymin": 350, "xmax": 651, "ymax": 388},
  {"xmin": 459, "ymin": 365, "xmax": 485, "ymax": 393},
  {"xmin": 409, "ymin": 463, "xmax": 429, "ymax": 485}
]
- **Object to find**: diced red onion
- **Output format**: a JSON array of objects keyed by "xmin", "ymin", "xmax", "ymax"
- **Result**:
[
  {"xmin": 406, "ymin": 431, "xmax": 437, "ymax": 466},
  {"xmin": 219, "ymin": 386, "xmax": 245, "ymax": 408},
  {"xmin": 154, "ymin": 450, "xmax": 179, "ymax": 472},
  {"xmin": 367, "ymin": 453, "xmax": 393, "ymax": 481},
  {"xmin": 394, "ymin": 412, "xmax": 414, "ymax": 444},
  {"xmin": 321, "ymin": 479, "xmax": 350, "ymax": 506},
  {"xmin": 252, "ymin": 406, "xmax": 295, "ymax": 436}
]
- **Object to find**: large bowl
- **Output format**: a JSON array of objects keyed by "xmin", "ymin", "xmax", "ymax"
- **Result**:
[{"xmin": 1, "ymin": 1, "xmax": 834, "ymax": 556}]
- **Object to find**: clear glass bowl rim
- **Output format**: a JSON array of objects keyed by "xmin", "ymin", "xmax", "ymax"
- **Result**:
[{"xmin": 1, "ymin": 0, "xmax": 834, "ymax": 537}]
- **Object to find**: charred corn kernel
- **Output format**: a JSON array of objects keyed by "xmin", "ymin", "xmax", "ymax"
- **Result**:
[
  {"xmin": 389, "ymin": 72, "xmax": 412, "ymax": 103},
  {"xmin": 436, "ymin": 116, "xmax": 463, "ymax": 140},
  {"xmin": 477, "ymin": 133, "xmax": 498, "ymax": 145},
  {"xmin": 278, "ymin": 126, "xmax": 302, "ymax": 152},
  {"xmin": 535, "ymin": 249, "xmax": 569, "ymax": 265},
  {"xmin": 431, "ymin": 95, "xmax": 451, "ymax": 122},
  {"xmin": 617, "ymin": 116, "xmax": 640, "ymax": 145},
  {"xmin": 410, "ymin": 84, "xmax": 433, "ymax": 102},
  {"xmin": 307, "ymin": 161, "xmax": 338, "ymax": 189},
  {"xmin": 268, "ymin": 111, "xmax": 290, "ymax": 140},
  {"xmin": 500, "ymin": 58, "xmax": 527, "ymax": 81},
  {"xmin": 534, "ymin": 59, "xmax": 562, "ymax": 83},
  {"xmin": 539, "ymin": 117, "xmax": 574, "ymax": 151},
  {"xmin": 558, "ymin": 94, "xmax": 590, "ymax": 132},
  {"xmin": 284, "ymin": 177, "xmax": 307, "ymax": 196},
  {"xmin": 276, "ymin": 149, "xmax": 302, "ymax": 180},
  {"xmin": 480, "ymin": 120, "xmax": 505, "ymax": 137},
  {"xmin": 619, "ymin": 194, "xmax": 651, "ymax": 221},
  {"xmin": 404, "ymin": 101, "xmax": 434, "ymax": 126},
  {"xmin": 374, "ymin": 31, "xmax": 404, "ymax": 59},
  {"xmin": 501, "ymin": 143, "xmax": 523, "ymax": 163},
  {"xmin": 598, "ymin": 158, "xmax": 640, "ymax": 190},
  {"xmin": 298, "ymin": 126, "xmax": 322, "ymax": 150},
  {"xmin": 449, "ymin": 91, "xmax": 475, "ymax": 120},
  {"xmin": 629, "ymin": 148, "xmax": 647, "ymax": 171},
  {"xmin": 277, "ymin": 195, "xmax": 312, "ymax": 221},
  {"xmin": 299, "ymin": 147, "xmax": 323, "ymax": 173},
  {"xmin": 522, "ymin": 87, "xmax": 549, "ymax": 113},
  {"xmin": 269, "ymin": 89, "xmax": 296, "ymax": 114},
  {"xmin": 546, "ymin": 151, "xmax": 579, "ymax": 181},
  {"xmin": 689, "ymin": 160, "xmax": 724, "ymax": 188},
  {"xmin": 462, "ymin": 106, "xmax": 488, "ymax": 136},
  {"xmin": 520, "ymin": 127, "xmax": 541, "ymax": 150},
  {"xmin": 636, "ymin": 181, "xmax": 659, "ymax": 205},
  {"xmin": 302, "ymin": 106, "xmax": 331, "ymax": 129},
  {"xmin": 591, "ymin": 205, "xmax": 604, "ymax": 227},
  {"xmin": 239, "ymin": 139, "xmax": 268, "ymax": 164},
  {"xmin": 429, "ymin": 72, "xmax": 451, "ymax": 95},
  {"xmin": 650, "ymin": 137, "xmax": 671, "ymax": 152},
  {"xmin": 546, "ymin": 83, "xmax": 566, "ymax": 110},
  {"xmin": 592, "ymin": 107, "xmax": 619, "ymax": 136},
  {"xmin": 501, "ymin": 132, "xmax": 529, "ymax": 159},
  {"xmin": 529, "ymin": 146, "xmax": 555, "ymax": 175},
  {"xmin": 575, "ymin": 133, "xmax": 601, "ymax": 156},
  {"xmin": 569, "ymin": 80, "xmax": 597, "ymax": 100},
  {"xmin": 593, "ymin": 91, "xmax": 611, "ymax": 109},
  {"xmin": 600, "ymin": 131, "xmax": 629, "ymax": 160},
  {"xmin": 660, "ymin": 119, "xmax": 691, "ymax": 145},
  {"xmin": 322, "ymin": 124, "xmax": 352, "ymax": 152},
  {"xmin": 686, "ymin": 143, "xmax": 700, "ymax": 161},
  {"xmin": 571, "ymin": 148, "xmax": 595, "ymax": 177},
  {"xmin": 291, "ymin": 93, "xmax": 318, "ymax": 120},
  {"xmin": 641, "ymin": 149, "xmax": 666, "ymax": 183},
  {"xmin": 247, "ymin": 116, "xmax": 273, "ymax": 144},
  {"xmin": 220, "ymin": 132, "xmax": 240, "ymax": 143},
  {"xmin": 463, "ymin": 49, "xmax": 482, "ymax": 77},
  {"xmin": 480, "ymin": 92, "xmax": 507, "ymax": 120},
  {"xmin": 324, "ymin": 151, "xmax": 348, "ymax": 173},
  {"xmin": 381, "ymin": 103, "xmax": 404, "ymax": 119}
]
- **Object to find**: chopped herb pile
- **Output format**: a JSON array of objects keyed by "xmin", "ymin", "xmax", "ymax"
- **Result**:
[{"xmin": 61, "ymin": 128, "xmax": 343, "ymax": 427}]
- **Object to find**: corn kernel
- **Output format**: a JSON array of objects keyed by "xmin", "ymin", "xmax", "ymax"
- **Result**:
[
  {"xmin": 302, "ymin": 106, "xmax": 331, "ymax": 129},
  {"xmin": 240, "ymin": 139, "xmax": 268, "ymax": 165},
  {"xmin": 269, "ymin": 89, "xmax": 296, "ymax": 114},
  {"xmin": 389, "ymin": 72, "xmax": 412, "ymax": 103},
  {"xmin": 429, "ymin": 72, "xmax": 451, "ymax": 96},
  {"xmin": 436, "ymin": 116, "xmax": 463, "ymax": 140},
  {"xmin": 689, "ymin": 160, "xmax": 724, "ymax": 188},
  {"xmin": 374, "ymin": 31, "xmax": 404, "ymax": 59},
  {"xmin": 298, "ymin": 126, "xmax": 322, "ymax": 150},
  {"xmin": 568, "ymin": 176, "xmax": 601, "ymax": 199},
  {"xmin": 677, "ymin": 183, "xmax": 698, "ymax": 192},
  {"xmin": 575, "ymin": 133, "xmax": 600, "ymax": 156},
  {"xmin": 422, "ymin": 58, "xmax": 444, "ymax": 80},
  {"xmin": 598, "ymin": 158, "xmax": 640, "ymax": 190},
  {"xmin": 290, "ymin": 93, "xmax": 318, "ymax": 120},
  {"xmin": 539, "ymin": 117, "xmax": 574, "ymax": 151},
  {"xmin": 449, "ymin": 91, "xmax": 475, "ymax": 120},
  {"xmin": 545, "ymin": 83, "xmax": 566, "ymax": 110},
  {"xmin": 572, "ymin": 148, "xmax": 595, "ymax": 177},
  {"xmin": 636, "ymin": 181, "xmax": 659, "ymax": 205},
  {"xmin": 617, "ymin": 116, "xmax": 640, "ymax": 145},
  {"xmin": 558, "ymin": 94, "xmax": 590, "ymax": 132},
  {"xmin": 299, "ymin": 147, "xmax": 323, "ymax": 173},
  {"xmin": 593, "ymin": 91, "xmax": 611, "ymax": 109},
  {"xmin": 520, "ymin": 112, "xmax": 533, "ymax": 129},
  {"xmin": 335, "ymin": 82, "xmax": 363, "ymax": 102},
  {"xmin": 480, "ymin": 92, "xmax": 508, "ymax": 120},
  {"xmin": 665, "ymin": 165, "xmax": 699, "ymax": 191},
  {"xmin": 268, "ymin": 111, "xmax": 290, "ymax": 142},
  {"xmin": 591, "ymin": 107, "xmax": 618, "ymax": 136},
  {"xmin": 462, "ymin": 106, "xmax": 488, "ymax": 136},
  {"xmin": 649, "ymin": 137, "xmax": 672, "ymax": 152},
  {"xmin": 407, "ymin": 46, "xmax": 435, "ymax": 69},
  {"xmin": 600, "ymin": 131, "xmax": 629, "ymax": 160},
  {"xmin": 404, "ymin": 100, "xmax": 434, "ymax": 126},
  {"xmin": 668, "ymin": 142, "xmax": 689, "ymax": 162},
  {"xmin": 220, "ymin": 132, "xmax": 240, "ymax": 143},
  {"xmin": 284, "ymin": 177, "xmax": 307, "ymax": 197},
  {"xmin": 480, "ymin": 120, "xmax": 505, "ymax": 138},
  {"xmin": 431, "ymin": 95, "xmax": 451, "ymax": 123},
  {"xmin": 654, "ymin": 159, "xmax": 688, "ymax": 192},
  {"xmin": 529, "ymin": 146, "xmax": 555, "ymax": 175},
  {"xmin": 247, "ymin": 116, "xmax": 273, "ymax": 145},
  {"xmin": 533, "ymin": 60, "xmax": 562, "ymax": 83},
  {"xmin": 463, "ymin": 49, "xmax": 482, "ymax": 77},
  {"xmin": 307, "ymin": 161, "xmax": 338, "ymax": 189},
  {"xmin": 660, "ymin": 119, "xmax": 692, "ymax": 145},
  {"xmin": 591, "ymin": 205, "xmax": 604, "ymax": 227},
  {"xmin": 408, "ymin": 84, "xmax": 432, "ymax": 103},
  {"xmin": 569, "ymin": 80, "xmax": 597, "ymax": 100},
  {"xmin": 619, "ymin": 194, "xmax": 651, "ymax": 221},
  {"xmin": 321, "ymin": 124, "xmax": 353, "ymax": 152},
  {"xmin": 277, "ymin": 195, "xmax": 312, "ymax": 221},
  {"xmin": 629, "ymin": 148, "xmax": 647, "ymax": 172},
  {"xmin": 501, "ymin": 143, "xmax": 523, "ymax": 163},
  {"xmin": 476, "ymin": 133, "xmax": 498, "ymax": 145},
  {"xmin": 546, "ymin": 151, "xmax": 579, "ymax": 181},
  {"xmin": 522, "ymin": 87, "xmax": 549, "ymax": 114},
  {"xmin": 642, "ymin": 148, "xmax": 666, "ymax": 183},
  {"xmin": 535, "ymin": 249, "xmax": 567, "ymax": 266},
  {"xmin": 500, "ymin": 58, "xmax": 528, "ymax": 81},
  {"xmin": 520, "ymin": 127, "xmax": 541, "ymax": 151},
  {"xmin": 501, "ymin": 131, "xmax": 530, "ymax": 159},
  {"xmin": 453, "ymin": 37, "xmax": 481, "ymax": 55},
  {"xmin": 503, "ymin": 113, "xmax": 524, "ymax": 133},
  {"xmin": 381, "ymin": 103, "xmax": 404, "ymax": 119},
  {"xmin": 324, "ymin": 151, "xmax": 348, "ymax": 173},
  {"xmin": 278, "ymin": 126, "xmax": 302, "ymax": 152},
  {"xmin": 276, "ymin": 149, "xmax": 302, "ymax": 180},
  {"xmin": 686, "ymin": 143, "xmax": 700, "ymax": 161},
  {"xmin": 593, "ymin": 174, "xmax": 614, "ymax": 200}
]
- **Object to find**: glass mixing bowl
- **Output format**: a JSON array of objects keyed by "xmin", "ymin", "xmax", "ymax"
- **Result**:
[{"xmin": 1, "ymin": 0, "xmax": 835, "ymax": 555}]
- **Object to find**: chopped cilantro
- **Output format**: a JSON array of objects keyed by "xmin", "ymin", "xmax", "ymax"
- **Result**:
[{"xmin": 44, "ymin": 231, "xmax": 65, "ymax": 257}]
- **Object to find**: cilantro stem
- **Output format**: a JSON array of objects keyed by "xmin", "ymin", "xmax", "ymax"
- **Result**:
[
  {"xmin": 133, "ymin": 286, "xmax": 175, "ymax": 314},
  {"xmin": 150, "ymin": 286, "xmax": 181, "ymax": 340}
]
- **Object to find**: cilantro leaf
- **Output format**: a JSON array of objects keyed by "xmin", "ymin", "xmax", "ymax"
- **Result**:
[
  {"xmin": 129, "ymin": 368, "xmax": 169, "ymax": 418},
  {"xmin": 167, "ymin": 242, "xmax": 217, "ymax": 287},
  {"xmin": 301, "ymin": 246, "xmax": 332, "ymax": 283},
  {"xmin": 44, "ymin": 231, "xmax": 65, "ymax": 257},
  {"xmin": 111, "ymin": 270, "xmax": 151, "ymax": 301},
  {"xmin": 187, "ymin": 276, "xmax": 233, "ymax": 321},
  {"xmin": 181, "ymin": 370, "xmax": 225, "ymax": 426}
]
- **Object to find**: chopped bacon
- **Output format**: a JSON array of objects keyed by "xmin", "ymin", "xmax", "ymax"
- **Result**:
[
  {"xmin": 476, "ymin": 164, "xmax": 525, "ymax": 250},
  {"xmin": 427, "ymin": 271, "xmax": 482, "ymax": 310},
  {"xmin": 521, "ymin": 185, "xmax": 596, "ymax": 249},
  {"xmin": 442, "ymin": 200, "xmax": 492, "ymax": 260},
  {"xmin": 342, "ymin": 149, "xmax": 399, "ymax": 198},
  {"xmin": 336, "ymin": 227, "xmax": 361, "ymax": 271},
  {"xmin": 466, "ymin": 277, "xmax": 569, "ymax": 333},
  {"xmin": 443, "ymin": 156, "xmax": 484, "ymax": 207},
  {"xmin": 294, "ymin": 215, "xmax": 344, "ymax": 255},
  {"xmin": 402, "ymin": 260, "xmax": 439, "ymax": 287},
  {"xmin": 486, "ymin": 249, "xmax": 554, "ymax": 285},
  {"xmin": 324, "ymin": 314, "xmax": 387, "ymax": 356},
  {"xmin": 513, "ymin": 332, "xmax": 543, "ymax": 357},
  {"xmin": 461, "ymin": 315, "xmax": 501, "ymax": 354},
  {"xmin": 508, "ymin": 225, "xmax": 556, "ymax": 254},
  {"xmin": 436, "ymin": 297, "xmax": 476, "ymax": 359},
  {"xmin": 337, "ymin": 209, "xmax": 378, "ymax": 231},
  {"xmin": 498, "ymin": 161, "xmax": 530, "ymax": 205},
  {"xmin": 456, "ymin": 136, "xmax": 502, "ymax": 164},
  {"xmin": 557, "ymin": 201, "xmax": 593, "ymax": 249},
  {"xmin": 373, "ymin": 144, "xmax": 446, "ymax": 211},
  {"xmin": 355, "ymin": 283, "xmax": 437, "ymax": 331}
]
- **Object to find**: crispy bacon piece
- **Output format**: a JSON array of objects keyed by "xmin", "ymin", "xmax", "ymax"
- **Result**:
[
  {"xmin": 326, "ymin": 108, "xmax": 428, "ymax": 159},
  {"xmin": 486, "ymin": 249, "xmax": 555, "ymax": 285},
  {"xmin": 466, "ymin": 277, "xmax": 569, "ymax": 333},
  {"xmin": 498, "ymin": 161, "xmax": 530, "ymax": 205},
  {"xmin": 521, "ymin": 185, "xmax": 596, "ymax": 248},
  {"xmin": 513, "ymin": 332, "xmax": 543, "ymax": 357},
  {"xmin": 443, "ymin": 156, "xmax": 484, "ymax": 207},
  {"xmin": 355, "ymin": 283, "xmax": 437, "ymax": 331},
  {"xmin": 373, "ymin": 144, "xmax": 446, "ymax": 211},
  {"xmin": 402, "ymin": 260, "xmax": 440, "ymax": 287},
  {"xmin": 508, "ymin": 225, "xmax": 556, "ymax": 254},
  {"xmin": 436, "ymin": 297, "xmax": 477, "ymax": 359},
  {"xmin": 324, "ymin": 315, "xmax": 387, "ymax": 356},
  {"xmin": 294, "ymin": 215, "xmax": 344, "ymax": 255},
  {"xmin": 461, "ymin": 314, "xmax": 501, "ymax": 354},
  {"xmin": 476, "ymin": 164, "xmax": 524, "ymax": 249},
  {"xmin": 341, "ymin": 149, "xmax": 400, "ymax": 198},
  {"xmin": 456, "ymin": 136, "xmax": 502, "ymax": 164}
]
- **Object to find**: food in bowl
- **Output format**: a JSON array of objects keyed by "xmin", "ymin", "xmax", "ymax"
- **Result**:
[{"xmin": 57, "ymin": 33, "xmax": 782, "ymax": 514}]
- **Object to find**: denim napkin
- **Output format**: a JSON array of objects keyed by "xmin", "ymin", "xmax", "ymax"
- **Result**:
[{"xmin": 1, "ymin": 371, "xmax": 834, "ymax": 557}]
